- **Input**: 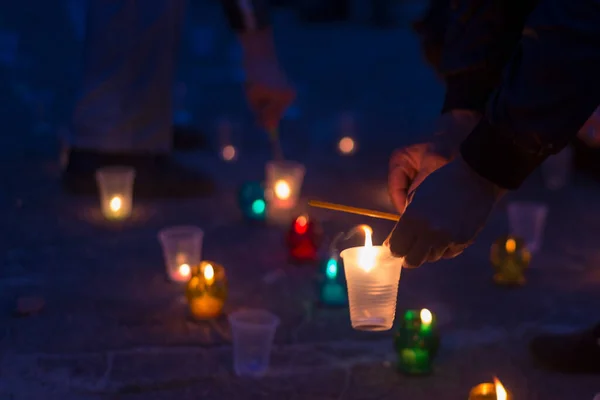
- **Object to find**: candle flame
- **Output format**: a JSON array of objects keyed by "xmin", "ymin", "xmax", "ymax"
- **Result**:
[
  {"xmin": 178, "ymin": 263, "xmax": 191, "ymax": 278},
  {"xmin": 203, "ymin": 263, "xmax": 215, "ymax": 283},
  {"xmin": 505, "ymin": 238, "xmax": 516, "ymax": 253},
  {"xmin": 362, "ymin": 225, "xmax": 373, "ymax": 247},
  {"xmin": 420, "ymin": 308, "xmax": 432, "ymax": 324},
  {"xmin": 274, "ymin": 179, "xmax": 291, "ymax": 200},
  {"xmin": 221, "ymin": 145, "xmax": 236, "ymax": 161},
  {"xmin": 493, "ymin": 377, "xmax": 507, "ymax": 400},
  {"xmin": 109, "ymin": 196, "xmax": 122, "ymax": 212},
  {"xmin": 358, "ymin": 225, "xmax": 375, "ymax": 272},
  {"xmin": 338, "ymin": 136, "xmax": 355, "ymax": 154}
]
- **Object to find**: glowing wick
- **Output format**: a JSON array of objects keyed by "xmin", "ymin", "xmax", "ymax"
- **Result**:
[
  {"xmin": 178, "ymin": 263, "xmax": 191, "ymax": 278},
  {"xmin": 505, "ymin": 238, "xmax": 516, "ymax": 253},
  {"xmin": 109, "ymin": 196, "xmax": 122, "ymax": 212},
  {"xmin": 203, "ymin": 263, "xmax": 215, "ymax": 284},
  {"xmin": 338, "ymin": 136, "xmax": 355, "ymax": 154},
  {"xmin": 221, "ymin": 145, "xmax": 236, "ymax": 161},
  {"xmin": 274, "ymin": 179, "xmax": 291, "ymax": 200},
  {"xmin": 420, "ymin": 308, "xmax": 432, "ymax": 325},
  {"xmin": 358, "ymin": 225, "xmax": 376, "ymax": 272},
  {"xmin": 493, "ymin": 377, "xmax": 507, "ymax": 400}
]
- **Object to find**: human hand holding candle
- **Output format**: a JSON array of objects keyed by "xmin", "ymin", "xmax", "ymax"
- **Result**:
[{"xmin": 340, "ymin": 225, "xmax": 403, "ymax": 331}]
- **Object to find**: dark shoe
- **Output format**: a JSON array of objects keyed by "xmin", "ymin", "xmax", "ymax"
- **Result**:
[
  {"xmin": 529, "ymin": 323, "xmax": 600, "ymax": 374},
  {"xmin": 172, "ymin": 125, "xmax": 209, "ymax": 151},
  {"xmin": 62, "ymin": 149, "xmax": 215, "ymax": 198},
  {"xmin": 572, "ymin": 137, "xmax": 600, "ymax": 181}
]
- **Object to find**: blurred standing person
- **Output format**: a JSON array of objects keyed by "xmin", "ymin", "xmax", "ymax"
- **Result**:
[{"xmin": 63, "ymin": 0, "xmax": 294, "ymax": 198}]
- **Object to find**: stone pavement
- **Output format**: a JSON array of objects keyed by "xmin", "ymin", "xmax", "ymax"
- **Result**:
[{"xmin": 1, "ymin": 1, "xmax": 600, "ymax": 399}]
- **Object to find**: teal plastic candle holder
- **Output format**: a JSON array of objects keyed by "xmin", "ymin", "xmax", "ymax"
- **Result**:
[
  {"xmin": 238, "ymin": 181, "xmax": 267, "ymax": 222},
  {"xmin": 394, "ymin": 309, "xmax": 440, "ymax": 375},
  {"xmin": 318, "ymin": 255, "xmax": 348, "ymax": 306}
]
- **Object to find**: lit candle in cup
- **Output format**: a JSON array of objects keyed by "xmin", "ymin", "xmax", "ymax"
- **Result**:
[
  {"xmin": 221, "ymin": 144, "xmax": 237, "ymax": 162},
  {"xmin": 394, "ymin": 308, "xmax": 440, "ymax": 375},
  {"xmin": 469, "ymin": 377, "xmax": 510, "ymax": 400},
  {"xmin": 186, "ymin": 261, "xmax": 227, "ymax": 319},
  {"xmin": 340, "ymin": 225, "xmax": 403, "ymax": 331},
  {"xmin": 265, "ymin": 161, "xmax": 306, "ymax": 210},
  {"xmin": 338, "ymin": 136, "xmax": 356, "ymax": 155},
  {"xmin": 158, "ymin": 226, "xmax": 204, "ymax": 283},
  {"xmin": 95, "ymin": 166, "xmax": 135, "ymax": 220}
]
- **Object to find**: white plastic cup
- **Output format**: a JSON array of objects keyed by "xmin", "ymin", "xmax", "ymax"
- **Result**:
[
  {"xmin": 541, "ymin": 146, "xmax": 572, "ymax": 190},
  {"xmin": 265, "ymin": 160, "xmax": 306, "ymax": 210},
  {"xmin": 95, "ymin": 166, "xmax": 136, "ymax": 220},
  {"xmin": 158, "ymin": 226, "xmax": 204, "ymax": 283},
  {"xmin": 507, "ymin": 202, "xmax": 549, "ymax": 254},
  {"xmin": 228, "ymin": 309, "xmax": 280, "ymax": 377},
  {"xmin": 340, "ymin": 245, "xmax": 403, "ymax": 331}
]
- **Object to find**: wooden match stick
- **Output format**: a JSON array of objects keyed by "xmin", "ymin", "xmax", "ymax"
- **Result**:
[{"xmin": 308, "ymin": 200, "xmax": 400, "ymax": 222}]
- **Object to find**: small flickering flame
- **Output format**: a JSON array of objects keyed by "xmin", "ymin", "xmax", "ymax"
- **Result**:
[
  {"xmin": 178, "ymin": 263, "xmax": 191, "ymax": 278},
  {"xmin": 203, "ymin": 263, "xmax": 215, "ymax": 284},
  {"xmin": 295, "ymin": 215, "xmax": 309, "ymax": 235},
  {"xmin": 505, "ymin": 238, "xmax": 516, "ymax": 253},
  {"xmin": 420, "ymin": 308, "xmax": 432, "ymax": 325},
  {"xmin": 358, "ymin": 225, "xmax": 376, "ymax": 272},
  {"xmin": 493, "ymin": 377, "xmax": 507, "ymax": 400},
  {"xmin": 109, "ymin": 196, "xmax": 122, "ymax": 212},
  {"xmin": 338, "ymin": 136, "xmax": 355, "ymax": 154},
  {"xmin": 221, "ymin": 145, "xmax": 236, "ymax": 161},
  {"xmin": 274, "ymin": 179, "xmax": 291, "ymax": 200}
]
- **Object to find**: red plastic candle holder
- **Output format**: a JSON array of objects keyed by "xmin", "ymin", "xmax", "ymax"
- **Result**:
[{"xmin": 286, "ymin": 215, "xmax": 323, "ymax": 263}]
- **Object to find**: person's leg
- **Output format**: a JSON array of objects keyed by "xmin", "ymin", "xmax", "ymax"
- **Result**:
[
  {"xmin": 529, "ymin": 323, "xmax": 600, "ymax": 373},
  {"xmin": 64, "ymin": 0, "xmax": 213, "ymax": 197}
]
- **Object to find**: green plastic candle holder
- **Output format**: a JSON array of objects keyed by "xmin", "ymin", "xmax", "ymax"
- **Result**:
[{"xmin": 394, "ymin": 309, "xmax": 440, "ymax": 375}]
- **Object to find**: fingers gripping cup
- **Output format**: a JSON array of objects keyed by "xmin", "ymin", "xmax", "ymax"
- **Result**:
[
  {"xmin": 95, "ymin": 166, "xmax": 135, "ymax": 220},
  {"xmin": 340, "ymin": 226, "xmax": 403, "ymax": 331},
  {"xmin": 265, "ymin": 160, "xmax": 306, "ymax": 211},
  {"xmin": 228, "ymin": 309, "xmax": 280, "ymax": 377}
]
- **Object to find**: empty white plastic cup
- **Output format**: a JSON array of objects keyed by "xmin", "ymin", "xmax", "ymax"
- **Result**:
[
  {"xmin": 158, "ymin": 226, "xmax": 204, "ymax": 283},
  {"xmin": 265, "ymin": 160, "xmax": 306, "ymax": 210},
  {"xmin": 340, "ymin": 245, "xmax": 403, "ymax": 331},
  {"xmin": 228, "ymin": 309, "xmax": 280, "ymax": 377},
  {"xmin": 541, "ymin": 146, "xmax": 572, "ymax": 190},
  {"xmin": 95, "ymin": 166, "xmax": 136, "ymax": 220},
  {"xmin": 507, "ymin": 202, "xmax": 549, "ymax": 254}
]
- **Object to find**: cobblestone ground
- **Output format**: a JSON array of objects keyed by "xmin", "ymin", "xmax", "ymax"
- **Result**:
[{"xmin": 1, "ymin": 1, "xmax": 600, "ymax": 399}]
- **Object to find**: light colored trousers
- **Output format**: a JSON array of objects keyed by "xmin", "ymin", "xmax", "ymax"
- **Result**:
[{"xmin": 70, "ymin": 0, "xmax": 185, "ymax": 153}]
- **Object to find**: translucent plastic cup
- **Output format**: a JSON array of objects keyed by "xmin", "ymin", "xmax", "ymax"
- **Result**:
[
  {"xmin": 541, "ymin": 146, "xmax": 572, "ymax": 190},
  {"xmin": 507, "ymin": 202, "xmax": 549, "ymax": 254},
  {"xmin": 340, "ymin": 245, "xmax": 403, "ymax": 331},
  {"xmin": 158, "ymin": 226, "xmax": 204, "ymax": 283},
  {"xmin": 228, "ymin": 309, "xmax": 280, "ymax": 377},
  {"xmin": 265, "ymin": 161, "xmax": 306, "ymax": 210},
  {"xmin": 95, "ymin": 166, "xmax": 136, "ymax": 220}
]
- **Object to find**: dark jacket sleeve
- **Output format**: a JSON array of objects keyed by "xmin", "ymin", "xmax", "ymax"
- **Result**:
[
  {"xmin": 440, "ymin": 0, "xmax": 537, "ymax": 112},
  {"xmin": 221, "ymin": 0, "xmax": 271, "ymax": 31},
  {"xmin": 460, "ymin": 0, "xmax": 600, "ymax": 190}
]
